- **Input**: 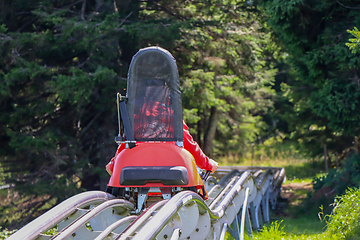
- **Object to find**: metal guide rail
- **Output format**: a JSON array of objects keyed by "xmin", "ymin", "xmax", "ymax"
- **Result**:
[{"xmin": 8, "ymin": 167, "xmax": 285, "ymax": 240}]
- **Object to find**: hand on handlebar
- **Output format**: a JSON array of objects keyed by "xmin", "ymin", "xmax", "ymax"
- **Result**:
[
  {"xmin": 209, "ymin": 158, "xmax": 218, "ymax": 173},
  {"xmin": 105, "ymin": 162, "xmax": 113, "ymax": 176}
]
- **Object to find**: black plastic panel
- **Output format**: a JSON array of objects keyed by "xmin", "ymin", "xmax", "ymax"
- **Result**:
[{"xmin": 120, "ymin": 166, "xmax": 189, "ymax": 186}]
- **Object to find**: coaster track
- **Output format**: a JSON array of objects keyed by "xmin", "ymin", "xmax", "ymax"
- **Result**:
[{"xmin": 7, "ymin": 167, "xmax": 285, "ymax": 240}]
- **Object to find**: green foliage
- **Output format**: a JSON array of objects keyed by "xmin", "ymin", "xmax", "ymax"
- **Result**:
[
  {"xmin": 313, "ymin": 154, "xmax": 360, "ymax": 197},
  {"xmin": 247, "ymin": 220, "xmax": 327, "ymax": 239},
  {"xmin": 236, "ymin": 186, "xmax": 360, "ymax": 239},
  {"xmin": 178, "ymin": 2, "xmax": 280, "ymax": 156},
  {"xmin": 0, "ymin": 227, "xmax": 17, "ymax": 240},
  {"xmin": 242, "ymin": 187, "xmax": 360, "ymax": 239},
  {"xmin": 326, "ymin": 187, "xmax": 360, "ymax": 239},
  {"xmin": 0, "ymin": 0, "xmax": 279, "ymax": 228},
  {"xmin": 346, "ymin": 27, "xmax": 360, "ymax": 54},
  {"xmin": 257, "ymin": 220, "xmax": 286, "ymax": 239},
  {"xmin": 257, "ymin": 0, "xmax": 360, "ymax": 158},
  {"xmin": 300, "ymin": 153, "xmax": 360, "ymax": 217},
  {"xmin": 0, "ymin": 0, "xmax": 129, "ymax": 228}
]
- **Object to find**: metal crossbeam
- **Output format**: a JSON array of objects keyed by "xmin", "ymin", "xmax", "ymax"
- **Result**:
[{"xmin": 9, "ymin": 167, "xmax": 285, "ymax": 240}]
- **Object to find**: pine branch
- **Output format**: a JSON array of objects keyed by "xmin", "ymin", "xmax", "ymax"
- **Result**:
[
  {"xmin": 81, "ymin": 0, "xmax": 86, "ymax": 20},
  {"xmin": 146, "ymin": 0, "xmax": 188, "ymax": 20},
  {"xmin": 59, "ymin": 0, "xmax": 84, "ymax": 10},
  {"xmin": 95, "ymin": 0, "xmax": 104, "ymax": 12},
  {"xmin": 18, "ymin": 197, "xmax": 53, "ymax": 228},
  {"xmin": 336, "ymin": 0, "xmax": 360, "ymax": 10},
  {"xmin": 76, "ymin": 110, "xmax": 103, "ymax": 139}
]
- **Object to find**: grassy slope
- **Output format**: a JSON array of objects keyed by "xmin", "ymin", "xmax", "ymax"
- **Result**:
[{"xmin": 220, "ymin": 150, "xmax": 329, "ymax": 239}]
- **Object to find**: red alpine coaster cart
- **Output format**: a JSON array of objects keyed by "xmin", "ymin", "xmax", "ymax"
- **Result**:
[{"xmin": 106, "ymin": 47, "xmax": 209, "ymax": 213}]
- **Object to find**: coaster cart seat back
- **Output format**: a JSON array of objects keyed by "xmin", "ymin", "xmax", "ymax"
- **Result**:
[{"xmin": 107, "ymin": 47, "xmax": 204, "ymax": 212}]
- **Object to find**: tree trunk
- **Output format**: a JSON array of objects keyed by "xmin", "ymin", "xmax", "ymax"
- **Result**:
[
  {"xmin": 335, "ymin": 152, "xmax": 339, "ymax": 169},
  {"xmin": 203, "ymin": 107, "xmax": 218, "ymax": 157},
  {"xmin": 324, "ymin": 144, "xmax": 328, "ymax": 173}
]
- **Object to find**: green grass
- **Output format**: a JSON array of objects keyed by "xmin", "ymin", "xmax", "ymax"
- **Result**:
[
  {"xmin": 249, "ymin": 221, "xmax": 330, "ymax": 240},
  {"xmin": 325, "ymin": 187, "xmax": 360, "ymax": 239},
  {"xmin": 221, "ymin": 148, "xmax": 329, "ymax": 239},
  {"xmin": 247, "ymin": 186, "xmax": 360, "ymax": 240},
  {"xmin": 221, "ymin": 149, "xmax": 360, "ymax": 239},
  {"xmin": 219, "ymin": 147, "xmax": 326, "ymax": 184},
  {"xmin": 280, "ymin": 215, "xmax": 326, "ymax": 236}
]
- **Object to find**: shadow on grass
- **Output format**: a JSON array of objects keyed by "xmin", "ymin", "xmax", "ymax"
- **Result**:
[
  {"xmin": 274, "ymin": 160, "xmax": 328, "ymax": 236},
  {"xmin": 284, "ymin": 160, "xmax": 325, "ymax": 182}
]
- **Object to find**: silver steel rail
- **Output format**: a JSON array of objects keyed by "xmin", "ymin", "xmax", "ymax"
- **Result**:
[
  {"xmin": 170, "ymin": 228, "xmax": 181, "ymax": 240},
  {"xmin": 219, "ymin": 223, "xmax": 228, "ymax": 240},
  {"xmin": 210, "ymin": 171, "xmax": 252, "ymax": 214},
  {"xmin": 119, "ymin": 191, "xmax": 221, "ymax": 240},
  {"xmin": 240, "ymin": 187, "xmax": 250, "ymax": 240},
  {"xmin": 119, "ymin": 170, "xmax": 257, "ymax": 240},
  {"xmin": 94, "ymin": 215, "xmax": 138, "ymax": 240},
  {"xmin": 7, "ymin": 191, "xmax": 115, "ymax": 240},
  {"xmin": 116, "ymin": 199, "xmax": 169, "ymax": 240},
  {"xmin": 51, "ymin": 199, "xmax": 134, "ymax": 240},
  {"xmin": 273, "ymin": 167, "xmax": 286, "ymax": 188},
  {"xmin": 8, "ymin": 167, "xmax": 285, "ymax": 240}
]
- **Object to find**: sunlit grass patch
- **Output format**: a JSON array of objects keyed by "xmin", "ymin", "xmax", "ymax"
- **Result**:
[
  {"xmin": 219, "ymin": 148, "xmax": 307, "ymax": 168},
  {"xmin": 242, "ymin": 188, "xmax": 360, "ymax": 239},
  {"xmin": 220, "ymin": 145, "xmax": 331, "ymax": 239},
  {"xmin": 280, "ymin": 215, "xmax": 326, "ymax": 236},
  {"xmin": 219, "ymin": 147, "xmax": 325, "ymax": 185},
  {"xmin": 245, "ymin": 220, "xmax": 327, "ymax": 240}
]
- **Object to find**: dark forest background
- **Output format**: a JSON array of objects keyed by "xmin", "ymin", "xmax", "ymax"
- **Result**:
[{"xmin": 0, "ymin": 0, "xmax": 359, "ymax": 228}]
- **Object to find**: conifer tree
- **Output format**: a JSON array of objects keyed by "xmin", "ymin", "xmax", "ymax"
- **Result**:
[
  {"xmin": 258, "ymin": 0, "xmax": 360, "ymax": 156},
  {"xmin": 0, "ymin": 0, "xmax": 277, "ymax": 227}
]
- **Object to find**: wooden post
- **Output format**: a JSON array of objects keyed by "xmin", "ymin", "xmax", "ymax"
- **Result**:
[{"xmin": 324, "ymin": 144, "xmax": 328, "ymax": 173}]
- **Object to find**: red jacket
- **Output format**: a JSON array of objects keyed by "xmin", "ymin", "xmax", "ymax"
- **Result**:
[
  {"xmin": 182, "ymin": 121, "xmax": 212, "ymax": 170},
  {"xmin": 107, "ymin": 120, "xmax": 212, "ymax": 173}
]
